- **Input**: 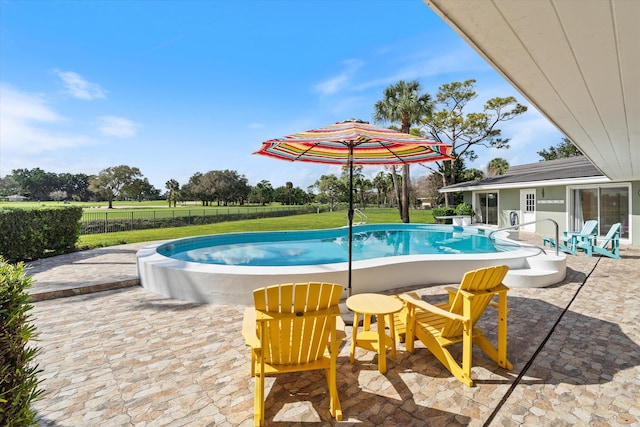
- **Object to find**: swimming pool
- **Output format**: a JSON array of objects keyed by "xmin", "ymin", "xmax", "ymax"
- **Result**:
[
  {"xmin": 157, "ymin": 224, "xmax": 509, "ymax": 266},
  {"xmin": 137, "ymin": 223, "xmax": 566, "ymax": 304}
]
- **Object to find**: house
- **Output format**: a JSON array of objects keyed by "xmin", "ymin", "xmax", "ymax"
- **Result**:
[
  {"xmin": 5, "ymin": 194, "xmax": 28, "ymax": 202},
  {"xmin": 439, "ymin": 156, "xmax": 639, "ymax": 246},
  {"xmin": 425, "ymin": 0, "xmax": 638, "ymax": 248}
]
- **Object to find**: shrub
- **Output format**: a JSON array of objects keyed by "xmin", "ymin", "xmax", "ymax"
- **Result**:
[
  {"xmin": 455, "ymin": 202, "xmax": 474, "ymax": 217},
  {"xmin": 0, "ymin": 258, "xmax": 42, "ymax": 426},
  {"xmin": 0, "ymin": 206, "xmax": 82, "ymax": 262},
  {"xmin": 432, "ymin": 207, "xmax": 456, "ymax": 223}
]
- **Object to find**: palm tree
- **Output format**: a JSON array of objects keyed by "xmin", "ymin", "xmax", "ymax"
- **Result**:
[
  {"xmin": 486, "ymin": 158, "xmax": 509, "ymax": 176},
  {"xmin": 373, "ymin": 80, "xmax": 433, "ymax": 223},
  {"xmin": 372, "ymin": 171, "xmax": 389, "ymax": 207},
  {"xmin": 285, "ymin": 181, "xmax": 293, "ymax": 205},
  {"xmin": 165, "ymin": 179, "xmax": 180, "ymax": 207}
]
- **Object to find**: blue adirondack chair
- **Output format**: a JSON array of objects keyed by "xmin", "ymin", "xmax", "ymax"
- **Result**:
[
  {"xmin": 542, "ymin": 220, "xmax": 598, "ymax": 255},
  {"xmin": 577, "ymin": 223, "xmax": 621, "ymax": 259}
]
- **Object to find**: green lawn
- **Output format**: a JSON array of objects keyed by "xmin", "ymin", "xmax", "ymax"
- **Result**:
[
  {"xmin": 1, "ymin": 200, "xmax": 307, "ymax": 212},
  {"xmin": 78, "ymin": 208, "xmax": 436, "ymax": 249}
]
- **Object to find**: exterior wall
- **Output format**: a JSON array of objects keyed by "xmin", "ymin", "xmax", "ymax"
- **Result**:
[
  {"xmin": 497, "ymin": 188, "xmax": 520, "ymax": 227},
  {"xmin": 535, "ymin": 186, "xmax": 567, "ymax": 237},
  {"xmin": 461, "ymin": 179, "xmax": 640, "ymax": 247},
  {"xmin": 632, "ymin": 181, "xmax": 640, "ymax": 245}
]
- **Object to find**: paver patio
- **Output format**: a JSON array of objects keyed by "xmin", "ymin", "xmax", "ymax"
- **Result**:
[{"xmin": 26, "ymin": 232, "xmax": 640, "ymax": 426}]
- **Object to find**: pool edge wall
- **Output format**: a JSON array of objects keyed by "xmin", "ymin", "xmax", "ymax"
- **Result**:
[{"xmin": 136, "ymin": 239, "xmax": 538, "ymax": 305}]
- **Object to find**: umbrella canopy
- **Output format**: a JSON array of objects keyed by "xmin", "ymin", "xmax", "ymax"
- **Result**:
[
  {"xmin": 254, "ymin": 119, "xmax": 452, "ymax": 166},
  {"xmin": 254, "ymin": 119, "xmax": 453, "ymax": 294}
]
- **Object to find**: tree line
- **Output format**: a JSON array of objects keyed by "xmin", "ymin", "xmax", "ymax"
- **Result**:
[{"xmin": 1, "ymin": 78, "xmax": 581, "ymax": 214}]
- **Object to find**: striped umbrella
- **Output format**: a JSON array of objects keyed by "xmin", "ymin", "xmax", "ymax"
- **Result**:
[{"xmin": 254, "ymin": 119, "xmax": 453, "ymax": 293}]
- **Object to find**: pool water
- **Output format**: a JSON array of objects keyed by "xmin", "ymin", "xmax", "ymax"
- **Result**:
[{"xmin": 158, "ymin": 224, "xmax": 510, "ymax": 267}]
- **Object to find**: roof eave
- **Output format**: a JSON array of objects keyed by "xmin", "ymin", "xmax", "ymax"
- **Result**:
[{"xmin": 439, "ymin": 176, "xmax": 612, "ymax": 193}]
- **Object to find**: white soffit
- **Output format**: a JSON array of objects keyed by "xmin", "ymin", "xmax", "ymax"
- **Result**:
[
  {"xmin": 439, "ymin": 176, "xmax": 612, "ymax": 193},
  {"xmin": 425, "ymin": 0, "xmax": 640, "ymax": 181}
]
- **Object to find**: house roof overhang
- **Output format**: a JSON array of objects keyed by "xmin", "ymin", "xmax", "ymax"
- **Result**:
[
  {"xmin": 439, "ymin": 176, "xmax": 611, "ymax": 193},
  {"xmin": 425, "ymin": 0, "xmax": 640, "ymax": 181}
]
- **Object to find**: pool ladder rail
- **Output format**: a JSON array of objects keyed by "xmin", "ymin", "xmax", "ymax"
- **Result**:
[
  {"xmin": 353, "ymin": 209, "xmax": 368, "ymax": 226},
  {"xmin": 487, "ymin": 218, "xmax": 566, "ymax": 288}
]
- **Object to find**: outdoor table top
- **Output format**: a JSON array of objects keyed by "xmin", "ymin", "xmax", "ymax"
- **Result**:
[{"xmin": 346, "ymin": 293, "xmax": 403, "ymax": 315}]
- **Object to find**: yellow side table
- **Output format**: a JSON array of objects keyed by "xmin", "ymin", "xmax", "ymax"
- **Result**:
[{"xmin": 346, "ymin": 293, "xmax": 403, "ymax": 374}]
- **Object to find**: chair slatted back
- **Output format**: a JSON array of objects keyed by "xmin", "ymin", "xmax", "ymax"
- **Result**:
[
  {"xmin": 253, "ymin": 282, "xmax": 342, "ymax": 366},
  {"xmin": 580, "ymin": 220, "xmax": 598, "ymax": 235},
  {"xmin": 598, "ymin": 223, "xmax": 621, "ymax": 248},
  {"xmin": 441, "ymin": 265, "xmax": 509, "ymax": 338}
]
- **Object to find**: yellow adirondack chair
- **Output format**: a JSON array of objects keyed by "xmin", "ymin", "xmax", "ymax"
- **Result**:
[
  {"xmin": 399, "ymin": 265, "xmax": 512, "ymax": 387},
  {"xmin": 242, "ymin": 282, "xmax": 345, "ymax": 426}
]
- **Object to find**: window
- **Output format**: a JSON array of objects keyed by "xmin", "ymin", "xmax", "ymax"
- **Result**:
[
  {"xmin": 570, "ymin": 186, "xmax": 629, "ymax": 239},
  {"xmin": 475, "ymin": 192, "xmax": 498, "ymax": 225},
  {"xmin": 525, "ymin": 193, "xmax": 535, "ymax": 213}
]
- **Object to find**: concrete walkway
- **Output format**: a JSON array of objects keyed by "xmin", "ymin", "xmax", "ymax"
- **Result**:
[{"xmin": 26, "ymin": 233, "xmax": 640, "ymax": 426}]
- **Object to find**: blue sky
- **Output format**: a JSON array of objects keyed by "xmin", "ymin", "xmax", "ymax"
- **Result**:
[{"xmin": 0, "ymin": 0, "xmax": 563, "ymax": 191}]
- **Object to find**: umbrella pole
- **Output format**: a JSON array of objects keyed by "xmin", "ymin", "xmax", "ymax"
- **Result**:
[{"xmin": 348, "ymin": 144, "xmax": 354, "ymax": 296}]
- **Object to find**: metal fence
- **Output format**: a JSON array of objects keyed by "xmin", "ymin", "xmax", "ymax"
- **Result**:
[{"xmin": 80, "ymin": 206, "xmax": 319, "ymax": 235}]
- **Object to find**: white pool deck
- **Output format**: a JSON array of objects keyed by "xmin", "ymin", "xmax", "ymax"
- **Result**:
[{"xmin": 136, "ymin": 228, "xmax": 566, "ymax": 305}]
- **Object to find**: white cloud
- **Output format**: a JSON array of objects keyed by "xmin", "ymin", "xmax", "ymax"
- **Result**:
[
  {"xmin": 98, "ymin": 115, "xmax": 141, "ymax": 138},
  {"xmin": 0, "ymin": 84, "xmax": 92, "ymax": 155},
  {"xmin": 54, "ymin": 70, "xmax": 106, "ymax": 100},
  {"xmin": 314, "ymin": 59, "xmax": 364, "ymax": 95},
  {"xmin": 249, "ymin": 122, "xmax": 264, "ymax": 129}
]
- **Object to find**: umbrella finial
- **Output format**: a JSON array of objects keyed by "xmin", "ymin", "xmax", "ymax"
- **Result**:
[{"xmin": 340, "ymin": 118, "xmax": 369, "ymax": 124}]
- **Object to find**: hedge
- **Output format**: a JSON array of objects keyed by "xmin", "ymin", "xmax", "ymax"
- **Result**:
[
  {"xmin": 431, "ymin": 207, "xmax": 456, "ymax": 223},
  {"xmin": 0, "ymin": 207, "xmax": 83, "ymax": 262},
  {"xmin": 0, "ymin": 258, "xmax": 43, "ymax": 426}
]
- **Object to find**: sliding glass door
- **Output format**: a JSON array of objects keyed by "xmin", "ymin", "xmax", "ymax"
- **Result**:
[
  {"xmin": 570, "ymin": 186, "xmax": 629, "ymax": 238},
  {"xmin": 475, "ymin": 192, "xmax": 498, "ymax": 225}
]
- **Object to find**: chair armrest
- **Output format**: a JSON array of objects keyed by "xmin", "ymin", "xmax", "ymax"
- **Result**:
[
  {"xmin": 242, "ymin": 307, "xmax": 260, "ymax": 348},
  {"xmin": 399, "ymin": 293, "xmax": 466, "ymax": 323}
]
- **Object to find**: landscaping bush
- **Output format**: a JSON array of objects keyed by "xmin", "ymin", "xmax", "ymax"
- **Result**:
[
  {"xmin": 0, "ymin": 258, "xmax": 42, "ymax": 426},
  {"xmin": 455, "ymin": 202, "xmax": 474, "ymax": 217},
  {"xmin": 0, "ymin": 207, "xmax": 82, "ymax": 262},
  {"xmin": 431, "ymin": 207, "xmax": 455, "ymax": 223}
]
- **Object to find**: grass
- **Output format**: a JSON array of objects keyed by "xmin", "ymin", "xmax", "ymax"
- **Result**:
[
  {"xmin": 0, "ymin": 200, "xmax": 310, "ymax": 213},
  {"xmin": 77, "ymin": 208, "xmax": 436, "ymax": 249}
]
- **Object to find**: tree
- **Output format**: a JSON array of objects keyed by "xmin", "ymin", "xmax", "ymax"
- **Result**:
[
  {"xmin": 88, "ymin": 165, "xmax": 142, "ymax": 208},
  {"xmin": 284, "ymin": 181, "xmax": 293, "ymax": 205},
  {"xmin": 58, "ymin": 172, "xmax": 92, "ymax": 201},
  {"xmin": 182, "ymin": 172, "xmax": 209, "ymax": 205},
  {"xmin": 249, "ymin": 180, "xmax": 274, "ymax": 205},
  {"xmin": 0, "ymin": 175, "xmax": 20, "ymax": 197},
  {"xmin": 460, "ymin": 168, "xmax": 485, "ymax": 181},
  {"xmin": 214, "ymin": 170, "xmax": 250, "ymax": 205},
  {"xmin": 165, "ymin": 179, "xmax": 180, "ymax": 207},
  {"xmin": 538, "ymin": 137, "xmax": 583, "ymax": 160},
  {"xmin": 123, "ymin": 177, "xmax": 159, "ymax": 201},
  {"xmin": 372, "ymin": 171, "xmax": 390, "ymax": 207},
  {"xmin": 11, "ymin": 168, "xmax": 60, "ymax": 201},
  {"xmin": 374, "ymin": 80, "xmax": 433, "ymax": 223},
  {"xmin": 421, "ymin": 79, "xmax": 527, "ymax": 206},
  {"xmin": 486, "ymin": 158, "xmax": 509, "ymax": 176},
  {"xmin": 182, "ymin": 170, "xmax": 249, "ymax": 206},
  {"xmin": 313, "ymin": 174, "xmax": 345, "ymax": 211},
  {"xmin": 49, "ymin": 190, "xmax": 68, "ymax": 202},
  {"xmin": 273, "ymin": 183, "xmax": 311, "ymax": 205},
  {"xmin": 424, "ymin": 172, "xmax": 445, "ymax": 207},
  {"xmin": 339, "ymin": 165, "xmax": 369, "ymax": 207}
]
